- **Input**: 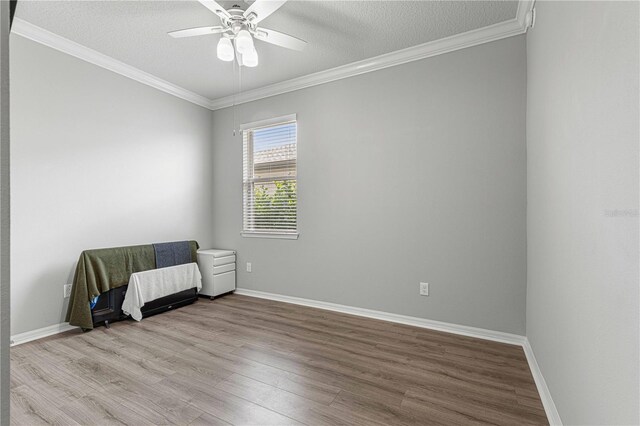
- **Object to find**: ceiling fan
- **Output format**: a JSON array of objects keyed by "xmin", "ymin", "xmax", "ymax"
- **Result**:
[{"xmin": 168, "ymin": 0, "xmax": 307, "ymax": 68}]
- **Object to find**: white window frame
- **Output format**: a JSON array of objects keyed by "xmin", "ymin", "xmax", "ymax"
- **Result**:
[{"xmin": 240, "ymin": 114, "xmax": 299, "ymax": 240}]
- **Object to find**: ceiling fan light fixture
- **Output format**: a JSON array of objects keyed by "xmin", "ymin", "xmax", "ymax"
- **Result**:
[
  {"xmin": 243, "ymin": 47, "xmax": 259, "ymax": 67},
  {"xmin": 235, "ymin": 29, "xmax": 254, "ymax": 54},
  {"xmin": 217, "ymin": 36, "xmax": 235, "ymax": 61},
  {"xmin": 170, "ymin": 0, "xmax": 308, "ymax": 68}
]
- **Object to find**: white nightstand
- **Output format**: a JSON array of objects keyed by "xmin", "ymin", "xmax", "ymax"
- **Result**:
[{"xmin": 196, "ymin": 249, "xmax": 236, "ymax": 299}]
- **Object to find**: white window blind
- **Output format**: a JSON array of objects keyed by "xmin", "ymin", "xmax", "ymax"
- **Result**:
[{"xmin": 242, "ymin": 116, "xmax": 297, "ymax": 238}]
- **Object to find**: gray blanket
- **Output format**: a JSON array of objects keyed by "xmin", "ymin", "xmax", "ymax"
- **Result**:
[{"xmin": 153, "ymin": 241, "xmax": 192, "ymax": 268}]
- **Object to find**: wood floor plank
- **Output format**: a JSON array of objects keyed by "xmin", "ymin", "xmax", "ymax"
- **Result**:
[
  {"xmin": 215, "ymin": 373, "xmax": 324, "ymax": 417},
  {"xmin": 402, "ymin": 386, "xmax": 548, "ymax": 425},
  {"xmin": 188, "ymin": 410, "xmax": 232, "ymax": 426},
  {"xmin": 11, "ymin": 337, "xmax": 85, "ymax": 367},
  {"xmin": 226, "ymin": 342, "xmax": 408, "ymax": 408},
  {"xmin": 10, "ymin": 359, "xmax": 88, "ymax": 395},
  {"xmin": 11, "ymin": 385, "xmax": 81, "ymax": 426},
  {"xmin": 215, "ymin": 373, "xmax": 378, "ymax": 426},
  {"xmin": 187, "ymin": 345, "xmax": 342, "ymax": 405},
  {"xmin": 97, "ymin": 371, "xmax": 206, "ymax": 424},
  {"xmin": 59, "ymin": 394, "xmax": 158, "ymax": 426},
  {"xmin": 188, "ymin": 385, "xmax": 303, "ymax": 425},
  {"xmin": 10, "ymin": 294, "xmax": 548, "ymax": 425},
  {"xmin": 330, "ymin": 390, "xmax": 425, "ymax": 426}
]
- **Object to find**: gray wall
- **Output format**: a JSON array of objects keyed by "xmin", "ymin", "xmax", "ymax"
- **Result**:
[
  {"xmin": 0, "ymin": 2, "xmax": 10, "ymax": 423},
  {"xmin": 10, "ymin": 36, "xmax": 214, "ymax": 335},
  {"xmin": 212, "ymin": 35, "xmax": 527, "ymax": 335},
  {"xmin": 526, "ymin": 2, "xmax": 639, "ymax": 425}
]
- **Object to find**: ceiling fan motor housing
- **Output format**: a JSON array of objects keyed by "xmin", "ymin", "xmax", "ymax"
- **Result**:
[{"xmin": 224, "ymin": 5, "xmax": 257, "ymax": 35}]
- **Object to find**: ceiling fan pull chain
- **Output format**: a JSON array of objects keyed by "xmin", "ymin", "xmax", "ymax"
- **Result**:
[
  {"xmin": 237, "ymin": 63, "xmax": 242, "ymax": 137},
  {"xmin": 233, "ymin": 59, "xmax": 237, "ymax": 137},
  {"xmin": 232, "ymin": 59, "xmax": 243, "ymax": 138}
]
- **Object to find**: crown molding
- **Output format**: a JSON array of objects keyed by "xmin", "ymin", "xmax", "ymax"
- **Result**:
[
  {"xmin": 10, "ymin": 0, "xmax": 535, "ymax": 111},
  {"xmin": 516, "ymin": 0, "xmax": 536, "ymax": 29},
  {"xmin": 11, "ymin": 18, "xmax": 212, "ymax": 110},
  {"xmin": 209, "ymin": 0, "xmax": 535, "ymax": 110}
]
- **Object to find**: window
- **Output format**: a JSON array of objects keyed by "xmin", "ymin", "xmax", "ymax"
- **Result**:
[{"xmin": 242, "ymin": 114, "xmax": 298, "ymax": 239}]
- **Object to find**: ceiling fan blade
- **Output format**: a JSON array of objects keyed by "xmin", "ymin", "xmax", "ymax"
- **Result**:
[
  {"xmin": 243, "ymin": 0, "xmax": 287, "ymax": 24},
  {"xmin": 254, "ymin": 28, "xmax": 307, "ymax": 51},
  {"xmin": 168, "ymin": 26, "xmax": 225, "ymax": 38},
  {"xmin": 198, "ymin": 0, "xmax": 231, "ymax": 20}
]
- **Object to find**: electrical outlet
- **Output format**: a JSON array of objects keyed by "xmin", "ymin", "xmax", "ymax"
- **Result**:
[
  {"xmin": 419, "ymin": 282, "xmax": 429, "ymax": 296},
  {"xmin": 246, "ymin": 262, "xmax": 252, "ymax": 273},
  {"xmin": 63, "ymin": 284, "xmax": 72, "ymax": 298}
]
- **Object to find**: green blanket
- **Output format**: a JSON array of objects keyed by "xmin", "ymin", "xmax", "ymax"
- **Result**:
[{"xmin": 65, "ymin": 241, "xmax": 198, "ymax": 330}]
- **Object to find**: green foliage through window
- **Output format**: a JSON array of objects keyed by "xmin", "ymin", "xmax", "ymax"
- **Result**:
[{"xmin": 252, "ymin": 180, "xmax": 297, "ymax": 230}]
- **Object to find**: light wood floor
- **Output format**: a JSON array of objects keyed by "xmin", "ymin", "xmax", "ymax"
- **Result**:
[{"xmin": 11, "ymin": 294, "xmax": 548, "ymax": 425}]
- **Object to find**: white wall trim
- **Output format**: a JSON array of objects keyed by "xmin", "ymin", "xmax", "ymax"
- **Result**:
[
  {"xmin": 10, "ymin": 1, "xmax": 534, "ymax": 111},
  {"xmin": 239, "ymin": 113, "xmax": 297, "ymax": 131},
  {"xmin": 523, "ymin": 338, "xmax": 563, "ymax": 425},
  {"xmin": 10, "ymin": 322, "xmax": 75, "ymax": 346},
  {"xmin": 516, "ymin": 0, "xmax": 536, "ymax": 29},
  {"xmin": 235, "ymin": 288, "xmax": 526, "ymax": 346},
  {"xmin": 209, "ymin": 0, "xmax": 535, "ymax": 110},
  {"xmin": 10, "ymin": 18, "xmax": 212, "ymax": 110}
]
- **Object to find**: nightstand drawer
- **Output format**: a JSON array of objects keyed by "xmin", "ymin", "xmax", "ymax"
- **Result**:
[
  {"xmin": 212, "ymin": 271, "xmax": 236, "ymax": 295},
  {"xmin": 213, "ymin": 263, "xmax": 235, "ymax": 275},
  {"xmin": 213, "ymin": 255, "xmax": 236, "ymax": 266}
]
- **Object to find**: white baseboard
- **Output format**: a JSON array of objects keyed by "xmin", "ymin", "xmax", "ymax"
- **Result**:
[
  {"xmin": 523, "ymin": 338, "xmax": 563, "ymax": 425},
  {"xmin": 234, "ymin": 288, "xmax": 526, "ymax": 346},
  {"xmin": 11, "ymin": 322, "xmax": 76, "ymax": 346}
]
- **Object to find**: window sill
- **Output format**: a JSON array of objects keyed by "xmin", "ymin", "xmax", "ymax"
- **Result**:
[{"xmin": 241, "ymin": 232, "xmax": 299, "ymax": 240}]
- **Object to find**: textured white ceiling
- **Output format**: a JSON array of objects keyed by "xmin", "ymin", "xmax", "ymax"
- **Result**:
[{"xmin": 15, "ymin": 1, "xmax": 519, "ymax": 100}]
